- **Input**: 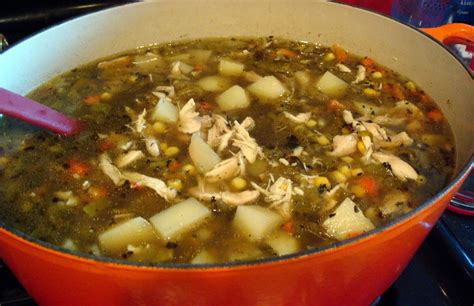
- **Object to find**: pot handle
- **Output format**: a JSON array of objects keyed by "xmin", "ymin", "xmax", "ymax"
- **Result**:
[{"xmin": 421, "ymin": 23, "xmax": 474, "ymax": 47}]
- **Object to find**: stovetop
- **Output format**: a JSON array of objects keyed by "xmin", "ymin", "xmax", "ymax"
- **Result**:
[{"xmin": 1, "ymin": 2, "xmax": 473, "ymax": 305}]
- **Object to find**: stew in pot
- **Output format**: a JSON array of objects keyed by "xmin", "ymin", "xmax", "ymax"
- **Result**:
[{"xmin": 0, "ymin": 37, "xmax": 455, "ymax": 263}]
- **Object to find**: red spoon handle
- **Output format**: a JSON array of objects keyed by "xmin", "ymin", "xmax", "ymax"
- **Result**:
[{"xmin": 0, "ymin": 87, "xmax": 83, "ymax": 136}]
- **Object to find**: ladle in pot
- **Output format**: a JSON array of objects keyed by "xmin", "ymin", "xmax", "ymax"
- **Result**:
[{"xmin": 0, "ymin": 87, "xmax": 84, "ymax": 136}]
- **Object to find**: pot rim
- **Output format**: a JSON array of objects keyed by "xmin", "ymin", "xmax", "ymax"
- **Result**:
[{"xmin": 1, "ymin": 1, "xmax": 473, "ymax": 271}]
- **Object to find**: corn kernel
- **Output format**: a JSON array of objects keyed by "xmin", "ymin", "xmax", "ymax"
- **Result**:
[
  {"xmin": 231, "ymin": 177, "xmax": 247, "ymax": 191},
  {"xmin": 365, "ymin": 207, "xmax": 378, "ymax": 220},
  {"xmin": 330, "ymin": 171, "xmax": 347, "ymax": 184},
  {"xmin": 357, "ymin": 141, "xmax": 366, "ymax": 154},
  {"xmin": 417, "ymin": 175, "xmax": 426, "ymax": 185},
  {"xmin": 341, "ymin": 156, "xmax": 353, "ymax": 163},
  {"xmin": 159, "ymin": 142, "xmax": 168, "ymax": 151},
  {"xmin": 338, "ymin": 165, "xmax": 352, "ymax": 178},
  {"xmin": 363, "ymin": 88, "xmax": 379, "ymax": 97},
  {"xmin": 407, "ymin": 120, "xmax": 422, "ymax": 132},
  {"xmin": 405, "ymin": 81, "xmax": 416, "ymax": 91},
  {"xmin": 318, "ymin": 118, "xmax": 326, "ymax": 128},
  {"xmin": 153, "ymin": 121, "xmax": 168, "ymax": 134},
  {"xmin": 305, "ymin": 119, "xmax": 318, "ymax": 128},
  {"xmin": 313, "ymin": 176, "xmax": 331, "ymax": 190},
  {"xmin": 316, "ymin": 135, "xmax": 330, "ymax": 146},
  {"xmin": 323, "ymin": 52, "xmax": 336, "ymax": 62},
  {"xmin": 167, "ymin": 179, "xmax": 183, "ymax": 191},
  {"xmin": 351, "ymin": 184, "xmax": 366, "ymax": 198},
  {"xmin": 100, "ymin": 92, "xmax": 112, "ymax": 101},
  {"xmin": 128, "ymin": 75, "xmax": 138, "ymax": 82},
  {"xmin": 351, "ymin": 168, "xmax": 364, "ymax": 176},
  {"xmin": 164, "ymin": 146, "xmax": 180, "ymax": 157},
  {"xmin": 372, "ymin": 71, "xmax": 383, "ymax": 79},
  {"xmin": 341, "ymin": 127, "xmax": 351, "ymax": 135},
  {"xmin": 182, "ymin": 164, "xmax": 196, "ymax": 175}
]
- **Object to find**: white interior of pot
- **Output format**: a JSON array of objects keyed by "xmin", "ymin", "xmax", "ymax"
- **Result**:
[{"xmin": 0, "ymin": 0, "xmax": 472, "ymax": 172}]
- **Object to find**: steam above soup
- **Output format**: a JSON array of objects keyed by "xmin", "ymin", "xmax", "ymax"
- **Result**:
[{"xmin": 0, "ymin": 37, "xmax": 454, "ymax": 264}]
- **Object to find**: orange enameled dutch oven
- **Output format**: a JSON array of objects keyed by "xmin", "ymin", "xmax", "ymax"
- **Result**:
[{"xmin": 0, "ymin": 1, "xmax": 473, "ymax": 305}]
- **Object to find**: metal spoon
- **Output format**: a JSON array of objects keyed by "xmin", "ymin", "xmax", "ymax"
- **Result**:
[{"xmin": 0, "ymin": 87, "xmax": 84, "ymax": 136}]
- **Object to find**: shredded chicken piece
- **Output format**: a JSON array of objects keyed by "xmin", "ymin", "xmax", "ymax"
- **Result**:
[
  {"xmin": 358, "ymin": 121, "xmax": 388, "ymax": 142},
  {"xmin": 155, "ymin": 85, "xmax": 175, "ymax": 97},
  {"xmin": 189, "ymin": 177, "xmax": 258, "ymax": 205},
  {"xmin": 97, "ymin": 56, "xmax": 131, "ymax": 69},
  {"xmin": 99, "ymin": 154, "xmax": 124, "ymax": 186},
  {"xmin": 145, "ymin": 138, "xmax": 160, "ymax": 157},
  {"xmin": 188, "ymin": 177, "xmax": 221, "ymax": 202},
  {"xmin": 372, "ymin": 152, "xmax": 418, "ymax": 181},
  {"xmin": 240, "ymin": 117, "xmax": 256, "ymax": 130},
  {"xmin": 371, "ymin": 115, "xmax": 407, "ymax": 126},
  {"xmin": 360, "ymin": 135, "xmax": 374, "ymax": 162},
  {"xmin": 120, "ymin": 141, "xmax": 134, "ymax": 151},
  {"xmin": 380, "ymin": 191, "xmax": 411, "ymax": 216},
  {"xmin": 352, "ymin": 65, "xmax": 366, "ymax": 84},
  {"xmin": 127, "ymin": 109, "xmax": 147, "ymax": 135},
  {"xmin": 377, "ymin": 132, "xmax": 413, "ymax": 148},
  {"xmin": 116, "ymin": 150, "xmax": 145, "ymax": 168},
  {"xmin": 221, "ymin": 190, "xmax": 260, "ymax": 206},
  {"xmin": 204, "ymin": 155, "xmax": 241, "ymax": 183},
  {"xmin": 251, "ymin": 177, "xmax": 293, "ymax": 219},
  {"xmin": 328, "ymin": 134, "xmax": 358, "ymax": 157},
  {"xmin": 292, "ymin": 146, "xmax": 304, "ymax": 157},
  {"xmin": 207, "ymin": 115, "xmax": 232, "ymax": 152},
  {"xmin": 122, "ymin": 172, "xmax": 177, "ymax": 201},
  {"xmin": 324, "ymin": 183, "xmax": 348, "ymax": 199},
  {"xmin": 283, "ymin": 111, "xmax": 312, "ymax": 124},
  {"xmin": 232, "ymin": 119, "xmax": 263, "ymax": 163},
  {"xmin": 336, "ymin": 63, "xmax": 352, "ymax": 73},
  {"xmin": 342, "ymin": 110, "xmax": 354, "ymax": 125},
  {"xmin": 169, "ymin": 61, "xmax": 193, "ymax": 79},
  {"xmin": 178, "ymin": 98, "xmax": 201, "ymax": 134},
  {"xmin": 53, "ymin": 191, "xmax": 79, "ymax": 207}
]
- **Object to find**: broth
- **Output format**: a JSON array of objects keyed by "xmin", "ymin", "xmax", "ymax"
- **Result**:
[{"xmin": 0, "ymin": 37, "xmax": 455, "ymax": 263}]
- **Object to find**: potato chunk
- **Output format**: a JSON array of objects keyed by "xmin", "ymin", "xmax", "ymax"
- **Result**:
[
  {"xmin": 233, "ymin": 205, "xmax": 283, "ymax": 241},
  {"xmin": 98, "ymin": 217, "xmax": 158, "ymax": 253},
  {"xmin": 150, "ymin": 198, "xmax": 211, "ymax": 240},
  {"xmin": 216, "ymin": 85, "xmax": 250, "ymax": 111},
  {"xmin": 189, "ymin": 133, "xmax": 221, "ymax": 173},
  {"xmin": 197, "ymin": 75, "xmax": 232, "ymax": 92},
  {"xmin": 218, "ymin": 59, "xmax": 244, "ymax": 76},
  {"xmin": 247, "ymin": 76, "xmax": 287, "ymax": 101},
  {"xmin": 191, "ymin": 249, "xmax": 215, "ymax": 264},
  {"xmin": 266, "ymin": 231, "xmax": 300, "ymax": 256},
  {"xmin": 322, "ymin": 197, "xmax": 375, "ymax": 241},
  {"xmin": 152, "ymin": 98, "xmax": 178, "ymax": 123},
  {"xmin": 316, "ymin": 71, "xmax": 348, "ymax": 98}
]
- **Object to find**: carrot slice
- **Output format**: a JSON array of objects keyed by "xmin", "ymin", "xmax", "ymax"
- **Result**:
[
  {"xmin": 382, "ymin": 83, "xmax": 405, "ymax": 100},
  {"xmin": 276, "ymin": 48, "xmax": 297, "ymax": 58},
  {"xmin": 98, "ymin": 138, "xmax": 116, "ymax": 151},
  {"xmin": 68, "ymin": 159, "xmax": 90, "ymax": 176},
  {"xmin": 88, "ymin": 186, "xmax": 108, "ymax": 200},
  {"xmin": 83, "ymin": 95, "xmax": 101, "ymax": 105},
  {"xmin": 333, "ymin": 45, "xmax": 348, "ymax": 62},
  {"xmin": 327, "ymin": 99, "xmax": 345, "ymax": 112},
  {"xmin": 361, "ymin": 57, "xmax": 374, "ymax": 68},
  {"xmin": 282, "ymin": 221, "xmax": 295, "ymax": 233},
  {"xmin": 197, "ymin": 101, "xmax": 215, "ymax": 112},
  {"xmin": 168, "ymin": 160, "xmax": 183, "ymax": 172},
  {"xmin": 355, "ymin": 176, "xmax": 378, "ymax": 197},
  {"xmin": 427, "ymin": 109, "xmax": 443, "ymax": 123}
]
